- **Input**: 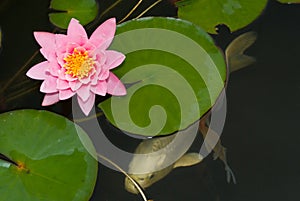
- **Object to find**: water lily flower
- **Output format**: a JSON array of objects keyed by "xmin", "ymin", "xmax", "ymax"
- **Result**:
[{"xmin": 26, "ymin": 18, "xmax": 126, "ymax": 116}]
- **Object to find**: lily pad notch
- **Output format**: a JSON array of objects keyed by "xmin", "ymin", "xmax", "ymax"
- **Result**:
[{"xmin": 49, "ymin": 0, "xmax": 99, "ymax": 29}]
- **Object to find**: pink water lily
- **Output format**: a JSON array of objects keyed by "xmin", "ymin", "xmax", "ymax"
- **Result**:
[{"xmin": 27, "ymin": 18, "xmax": 126, "ymax": 116}]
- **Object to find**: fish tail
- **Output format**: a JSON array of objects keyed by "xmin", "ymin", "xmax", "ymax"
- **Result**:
[
  {"xmin": 225, "ymin": 162, "xmax": 237, "ymax": 184},
  {"xmin": 225, "ymin": 31, "xmax": 257, "ymax": 72},
  {"xmin": 212, "ymin": 143, "xmax": 237, "ymax": 184}
]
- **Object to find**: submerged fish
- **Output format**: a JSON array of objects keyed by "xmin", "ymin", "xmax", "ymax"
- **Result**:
[
  {"xmin": 125, "ymin": 122, "xmax": 202, "ymax": 194},
  {"xmin": 124, "ymin": 32, "xmax": 257, "ymax": 194}
]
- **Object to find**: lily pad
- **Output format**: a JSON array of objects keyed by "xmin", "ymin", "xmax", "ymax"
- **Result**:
[
  {"xmin": 177, "ymin": 0, "xmax": 268, "ymax": 34},
  {"xmin": 49, "ymin": 0, "xmax": 98, "ymax": 29},
  {"xmin": 98, "ymin": 17, "xmax": 226, "ymax": 137},
  {"xmin": 0, "ymin": 110, "xmax": 97, "ymax": 201}
]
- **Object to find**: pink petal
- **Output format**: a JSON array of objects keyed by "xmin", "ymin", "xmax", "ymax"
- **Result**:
[
  {"xmin": 77, "ymin": 85, "xmax": 91, "ymax": 102},
  {"xmin": 77, "ymin": 94, "xmax": 95, "ymax": 116},
  {"xmin": 89, "ymin": 18, "xmax": 116, "ymax": 49},
  {"xmin": 90, "ymin": 74, "xmax": 98, "ymax": 85},
  {"xmin": 66, "ymin": 42, "xmax": 80, "ymax": 53},
  {"xmin": 98, "ymin": 69, "xmax": 109, "ymax": 80},
  {"xmin": 95, "ymin": 50, "xmax": 106, "ymax": 66},
  {"xmin": 34, "ymin": 32, "xmax": 55, "ymax": 48},
  {"xmin": 75, "ymin": 46, "xmax": 87, "ymax": 53},
  {"xmin": 40, "ymin": 48, "xmax": 56, "ymax": 62},
  {"xmin": 55, "ymin": 34, "xmax": 69, "ymax": 53},
  {"xmin": 79, "ymin": 75, "xmax": 91, "ymax": 84},
  {"xmin": 93, "ymin": 54, "xmax": 106, "ymax": 79},
  {"xmin": 56, "ymin": 52, "xmax": 66, "ymax": 67},
  {"xmin": 48, "ymin": 62, "xmax": 61, "ymax": 77},
  {"xmin": 83, "ymin": 41, "xmax": 96, "ymax": 51},
  {"xmin": 57, "ymin": 79, "xmax": 70, "ymax": 90},
  {"xmin": 104, "ymin": 50, "xmax": 125, "ymax": 69},
  {"xmin": 59, "ymin": 89, "xmax": 75, "ymax": 100},
  {"xmin": 26, "ymin": 61, "xmax": 49, "ymax": 80},
  {"xmin": 58, "ymin": 68, "xmax": 67, "ymax": 80},
  {"xmin": 69, "ymin": 81, "xmax": 82, "ymax": 91},
  {"xmin": 94, "ymin": 60, "xmax": 108, "ymax": 80},
  {"xmin": 67, "ymin": 18, "xmax": 88, "ymax": 46},
  {"xmin": 58, "ymin": 69, "xmax": 78, "ymax": 82},
  {"xmin": 90, "ymin": 81, "xmax": 107, "ymax": 96},
  {"xmin": 106, "ymin": 72, "xmax": 126, "ymax": 96},
  {"xmin": 34, "ymin": 32, "xmax": 56, "ymax": 61},
  {"xmin": 40, "ymin": 77, "xmax": 58, "ymax": 93},
  {"xmin": 42, "ymin": 93, "xmax": 59, "ymax": 106},
  {"xmin": 65, "ymin": 74, "xmax": 77, "ymax": 82}
]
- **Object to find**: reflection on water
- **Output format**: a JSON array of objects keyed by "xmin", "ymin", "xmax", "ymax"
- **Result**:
[{"xmin": 1, "ymin": 0, "xmax": 300, "ymax": 201}]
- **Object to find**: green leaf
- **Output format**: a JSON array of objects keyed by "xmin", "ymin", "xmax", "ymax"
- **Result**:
[
  {"xmin": 98, "ymin": 17, "xmax": 226, "ymax": 137},
  {"xmin": 49, "ymin": 0, "xmax": 98, "ymax": 29},
  {"xmin": 277, "ymin": 0, "xmax": 300, "ymax": 3},
  {"xmin": 177, "ymin": 0, "xmax": 268, "ymax": 34},
  {"xmin": 0, "ymin": 110, "xmax": 97, "ymax": 201}
]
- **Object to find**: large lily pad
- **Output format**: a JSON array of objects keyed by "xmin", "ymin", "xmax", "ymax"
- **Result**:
[
  {"xmin": 177, "ymin": 0, "xmax": 268, "ymax": 34},
  {"xmin": 49, "ymin": 0, "xmax": 98, "ymax": 29},
  {"xmin": 98, "ymin": 17, "xmax": 226, "ymax": 137},
  {"xmin": 0, "ymin": 110, "xmax": 97, "ymax": 201}
]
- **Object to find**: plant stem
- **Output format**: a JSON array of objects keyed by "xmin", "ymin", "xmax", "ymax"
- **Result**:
[
  {"xmin": 5, "ymin": 84, "xmax": 39, "ymax": 103},
  {"xmin": 73, "ymin": 111, "xmax": 104, "ymax": 123},
  {"xmin": 134, "ymin": 0, "xmax": 162, "ymax": 20},
  {"xmin": 0, "ymin": 50, "xmax": 39, "ymax": 95},
  {"xmin": 0, "ymin": 153, "xmax": 18, "ymax": 166},
  {"xmin": 96, "ymin": 152, "xmax": 150, "ymax": 201},
  {"xmin": 8, "ymin": 78, "xmax": 31, "ymax": 91},
  {"xmin": 118, "ymin": 0, "xmax": 143, "ymax": 24},
  {"xmin": 87, "ymin": 0, "xmax": 123, "ymax": 30},
  {"xmin": 0, "ymin": 28, "xmax": 58, "ymax": 96}
]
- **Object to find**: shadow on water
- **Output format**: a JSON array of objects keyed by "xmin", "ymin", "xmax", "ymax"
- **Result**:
[{"xmin": 1, "ymin": 0, "xmax": 300, "ymax": 200}]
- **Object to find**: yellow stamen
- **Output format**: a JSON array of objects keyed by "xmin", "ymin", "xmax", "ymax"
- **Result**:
[{"xmin": 63, "ymin": 48, "xmax": 94, "ymax": 79}]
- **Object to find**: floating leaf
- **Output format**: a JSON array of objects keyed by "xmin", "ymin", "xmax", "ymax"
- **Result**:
[
  {"xmin": 49, "ymin": 0, "xmax": 98, "ymax": 29},
  {"xmin": 277, "ymin": 0, "xmax": 300, "ymax": 3},
  {"xmin": 98, "ymin": 17, "xmax": 226, "ymax": 137},
  {"xmin": 177, "ymin": 0, "xmax": 268, "ymax": 34},
  {"xmin": 0, "ymin": 110, "xmax": 97, "ymax": 201}
]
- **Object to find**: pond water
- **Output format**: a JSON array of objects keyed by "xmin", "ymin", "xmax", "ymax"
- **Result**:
[{"xmin": 1, "ymin": 0, "xmax": 300, "ymax": 201}]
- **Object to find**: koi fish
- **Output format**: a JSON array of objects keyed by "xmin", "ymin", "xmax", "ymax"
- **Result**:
[{"xmin": 125, "ymin": 122, "xmax": 202, "ymax": 194}]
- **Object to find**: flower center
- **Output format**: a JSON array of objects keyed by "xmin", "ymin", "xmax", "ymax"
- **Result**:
[
  {"xmin": 17, "ymin": 161, "xmax": 30, "ymax": 174},
  {"xmin": 63, "ymin": 48, "xmax": 94, "ymax": 79}
]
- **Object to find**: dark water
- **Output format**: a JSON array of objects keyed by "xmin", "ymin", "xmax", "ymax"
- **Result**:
[{"xmin": 1, "ymin": 0, "xmax": 300, "ymax": 201}]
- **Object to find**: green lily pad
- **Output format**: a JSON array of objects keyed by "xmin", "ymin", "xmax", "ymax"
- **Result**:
[
  {"xmin": 49, "ymin": 0, "xmax": 98, "ymax": 29},
  {"xmin": 277, "ymin": 0, "xmax": 300, "ymax": 3},
  {"xmin": 98, "ymin": 17, "xmax": 226, "ymax": 137},
  {"xmin": 0, "ymin": 110, "xmax": 97, "ymax": 201},
  {"xmin": 177, "ymin": 0, "xmax": 268, "ymax": 34}
]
